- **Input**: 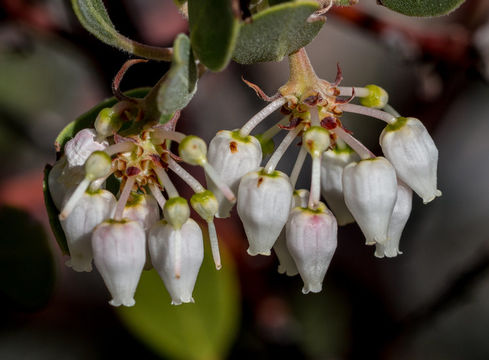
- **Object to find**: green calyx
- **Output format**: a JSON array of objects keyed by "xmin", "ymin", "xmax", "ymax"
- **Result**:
[
  {"xmin": 231, "ymin": 130, "xmax": 255, "ymax": 143},
  {"xmin": 359, "ymin": 85, "xmax": 389, "ymax": 109},
  {"xmin": 297, "ymin": 202, "xmax": 327, "ymax": 214},
  {"xmin": 384, "ymin": 116, "xmax": 408, "ymax": 132},
  {"xmin": 191, "ymin": 190, "xmax": 218, "ymax": 221},
  {"xmin": 163, "ymin": 196, "xmax": 190, "ymax": 230},
  {"xmin": 258, "ymin": 168, "xmax": 281, "ymax": 178},
  {"xmin": 255, "ymin": 134, "xmax": 275, "ymax": 156}
]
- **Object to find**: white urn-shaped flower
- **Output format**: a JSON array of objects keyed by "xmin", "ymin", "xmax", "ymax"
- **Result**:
[
  {"xmin": 92, "ymin": 219, "xmax": 146, "ymax": 307},
  {"xmin": 343, "ymin": 157, "xmax": 398, "ymax": 245},
  {"xmin": 380, "ymin": 117, "xmax": 441, "ymax": 203},
  {"xmin": 237, "ymin": 169, "xmax": 293, "ymax": 256},
  {"xmin": 64, "ymin": 128, "xmax": 108, "ymax": 168},
  {"xmin": 60, "ymin": 189, "xmax": 116, "ymax": 272},
  {"xmin": 206, "ymin": 130, "xmax": 262, "ymax": 218},
  {"xmin": 148, "ymin": 218, "xmax": 204, "ymax": 305},
  {"xmin": 286, "ymin": 202, "xmax": 338, "ymax": 294}
]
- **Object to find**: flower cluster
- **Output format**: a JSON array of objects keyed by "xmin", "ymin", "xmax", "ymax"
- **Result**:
[{"xmin": 48, "ymin": 48, "xmax": 440, "ymax": 305}]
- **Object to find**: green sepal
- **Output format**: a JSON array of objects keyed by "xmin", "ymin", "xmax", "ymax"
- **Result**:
[
  {"xmin": 233, "ymin": 1, "xmax": 324, "ymax": 64},
  {"xmin": 384, "ymin": 116, "xmax": 408, "ymax": 132},
  {"xmin": 188, "ymin": 0, "xmax": 241, "ymax": 71},
  {"xmin": 378, "ymin": 0, "xmax": 465, "ymax": 17},
  {"xmin": 255, "ymin": 134, "xmax": 275, "ymax": 156},
  {"xmin": 144, "ymin": 34, "xmax": 197, "ymax": 124},
  {"xmin": 43, "ymin": 164, "xmax": 70, "ymax": 255}
]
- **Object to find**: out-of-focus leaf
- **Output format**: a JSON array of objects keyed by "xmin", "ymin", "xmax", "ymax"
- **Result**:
[
  {"xmin": 334, "ymin": 0, "xmax": 359, "ymax": 6},
  {"xmin": 71, "ymin": 0, "xmax": 172, "ymax": 60},
  {"xmin": 378, "ymin": 0, "xmax": 465, "ymax": 17},
  {"xmin": 188, "ymin": 0, "xmax": 240, "ymax": 71},
  {"xmin": 117, "ymin": 243, "xmax": 240, "ymax": 360},
  {"xmin": 55, "ymin": 88, "xmax": 149, "ymax": 153},
  {"xmin": 144, "ymin": 34, "xmax": 197, "ymax": 124},
  {"xmin": 43, "ymin": 165, "xmax": 69, "ymax": 255},
  {"xmin": 233, "ymin": 1, "xmax": 324, "ymax": 64},
  {"xmin": 0, "ymin": 206, "xmax": 55, "ymax": 310}
]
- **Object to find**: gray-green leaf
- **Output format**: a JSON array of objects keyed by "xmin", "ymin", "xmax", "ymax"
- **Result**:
[
  {"xmin": 188, "ymin": 0, "xmax": 241, "ymax": 71},
  {"xmin": 233, "ymin": 1, "xmax": 324, "ymax": 64},
  {"xmin": 71, "ymin": 0, "xmax": 172, "ymax": 60},
  {"xmin": 378, "ymin": 0, "xmax": 466, "ymax": 17}
]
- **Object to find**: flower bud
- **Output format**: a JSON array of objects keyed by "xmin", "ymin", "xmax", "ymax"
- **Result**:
[
  {"xmin": 148, "ymin": 218, "xmax": 204, "ymax": 305},
  {"xmin": 94, "ymin": 107, "xmax": 122, "ymax": 137},
  {"xmin": 286, "ymin": 202, "xmax": 337, "ymax": 294},
  {"xmin": 320, "ymin": 148, "xmax": 359, "ymax": 226},
  {"xmin": 190, "ymin": 190, "xmax": 218, "ymax": 222},
  {"xmin": 380, "ymin": 117, "xmax": 441, "ymax": 203},
  {"xmin": 343, "ymin": 157, "xmax": 398, "ymax": 245},
  {"xmin": 302, "ymin": 126, "xmax": 330, "ymax": 157},
  {"xmin": 65, "ymin": 128, "xmax": 108, "ymax": 168},
  {"xmin": 237, "ymin": 169, "xmax": 293, "ymax": 256},
  {"xmin": 92, "ymin": 219, "xmax": 146, "ymax": 307},
  {"xmin": 179, "ymin": 135, "xmax": 207, "ymax": 165},
  {"xmin": 163, "ymin": 196, "xmax": 190, "ymax": 230},
  {"xmin": 207, "ymin": 130, "xmax": 262, "ymax": 218},
  {"xmin": 85, "ymin": 150, "xmax": 112, "ymax": 180},
  {"xmin": 60, "ymin": 189, "xmax": 116, "ymax": 272},
  {"xmin": 375, "ymin": 182, "xmax": 412, "ymax": 258},
  {"xmin": 359, "ymin": 84, "xmax": 389, "ymax": 109}
]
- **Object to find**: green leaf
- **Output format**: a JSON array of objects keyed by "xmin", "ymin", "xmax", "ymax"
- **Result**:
[
  {"xmin": 71, "ymin": 0, "xmax": 172, "ymax": 60},
  {"xmin": 0, "ymin": 206, "xmax": 55, "ymax": 310},
  {"xmin": 333, "ymin": 0, "xmax": 358, "ymax": 6},
  {"xmin": 233, "ymin": 1, "xmax": 324, "ymax": 64},
  {"xmin": 188, "ymin": 0, "xmax": 241, "ymax": 71},
  {"xmin": 43, "ymin": 165, "xmax": 70, "ymax": 255},
  {"xmin": 378, "ymin": 0, "xmax": 466, "ymax": 17},
  {"xmin": 117, "ymin": 243, "xmax": 240, "ymax": 360},
  {"xmin": 55, "ymin": 88, "xmax": 149, "ymax": 153},
  {"xmin": 144, "ymin": 34, "xmax": 198, "ymax": 124}
]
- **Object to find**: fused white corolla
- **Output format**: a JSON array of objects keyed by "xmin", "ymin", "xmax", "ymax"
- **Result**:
[
  {"xmin": 320, "ymin": 148, "xmax": 359, "ymax": 226},
  {"xmin": 237, "ymin": 169, "xmax": 293, "ymax": 256},
  {"xmin": 375, "ymin": 181, "xmax": 413, "ymax": 258},
  {"xmin": 380, "ymin": 117, "xmax": 441, "ymax": 203},
  {"xmin": 60, "ymin": 189, "xmax": 116, "ymax": 272},
  {"xmin": 343, "ymin": 157, "xmax": 398, "ymax": 245},
  {"xmin": 149, "ymin": 218, "xmax": 204, "ymax": 305},
  {"xmin": 92, "ymin": 219, "xmax": 146, "ymax": 306},
  {"xmin": 273, "ymin": 189, "xmax": 309, "ymax": 276},
  {"xmin": 286, "ymin": 202, "xmax": 337, "ymax": 294},
  {"xmin": 207, "ymin": 130, "xmax": 262, "ymax": 218},
  {"xmin": 122, "ymin": 193, "xmax": 160, "ymax": 231},
  {"xmin": 48, "ymin": 156, "xmax": 84, "ymax": 210},
  {"xmin": 64, "ymin": 128, "xmax": 108, "ymax": 168}
]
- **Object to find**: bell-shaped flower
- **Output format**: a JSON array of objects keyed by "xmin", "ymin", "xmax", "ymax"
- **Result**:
[
  {"xmin": 92, "ymin": 219, "xmax": 146, "ymax": 306},
  {"xmin": 286, "ymin": 202, "xmax": 337, "ymax": 294},
  {"xmin": 207, "ymin": 130, "xmax": 262, "ymax": 218},
  {"xmin": 380, "ymin": 117, "xmax": 441, "ymax": 203},
  {"xmin": 237, "ymin": 169, "xmax": 293, "ymax": 256},
  {"xmin": 48, "ymin": 156, "xmax": 84, "ymax": 210},
  {"xmin": 343, "ymin": 157, "xmax": 398, "ymax": 245},
  {"xmin": 375, "ymin": 181, "xmax": 413, "ymax": 258},
  {"xmin": 320, "ymin": 148, "xmax": 359, "ymax": 226},
  {"xmin": 148, "ymin": 218, "xmax": 204, "ymax": 305},
  {"xmin": 60, "ymin": 189, "xmax": 116, "ymax": 272},
  {"xmin": 64, "ymin": 128, "xmax": 108, "ymax": 168}
]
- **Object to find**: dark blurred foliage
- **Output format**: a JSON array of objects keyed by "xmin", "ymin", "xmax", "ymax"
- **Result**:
[{"xmin": 2, "ymin": 1, "xmax": 489, "ymax": 359}]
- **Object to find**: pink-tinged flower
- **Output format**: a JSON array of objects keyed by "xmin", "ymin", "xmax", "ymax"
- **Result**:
[
  {"xmin": 237, "ymin": 169, "xmax": 293, "ymax": 256},
  {"xmin": 64, "ymin": 128, "xmax": 108, "ymax": 168},
  {"xmin": 320, "ymin": 148, "xmax": 359, "ymax": 226},
  {"xmin": 48, "ymin": 156, "xmax": 84, "ymax": 210},
  {"xmin": 92, "ymin": 219, "xmax": 146, "ymax": 307},
  {"xmin": 148, "ymin": 218, "xmax": 204, "ymax": 305},
  {"xmin": 206, "ymin": 130, "xmax": 262, "ymax": 218},
  {"xmin": 343, "ymin": 157, "xmax": 398, "ymax": 245},
  {"xmin": 286, "ymin": 202, "xmax": 337, "ymax": 294},
  {"xmin": 375, "ymin": 181, "xmax": 413, "ymax": 258},
  {"xmin": 380, "ymin": 117, "xmax": 441, "ymax": 203},
  {"xmin": 60, "ymin": 189, "xmax": 116, "ymax": 272}
]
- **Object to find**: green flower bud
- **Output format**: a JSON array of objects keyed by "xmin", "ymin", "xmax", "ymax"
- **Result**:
[
  {"xmin": 359, "ymin": 85, "xmax": 388, "ymax": 109},
  {"xmin": 85, "ymin": 151, "xmax": 112, "ymax": 180},
  {"xmin": 302, "ymin": 126, "xmax": 330, "ymax": 157},
  {"xmin": 190, "ymin": 190, "xmax": 218, "ymax": 222},
  {"xmin": 94, "ymin": 107, "xmax": 122, "ymax": 137},
  {"xmin": 163, "ymin": 196, "xmax": 190, "ymax": 230},
  {"xmin": 179, "ymin": 135, "xmax": 207, "ymax": 165}
]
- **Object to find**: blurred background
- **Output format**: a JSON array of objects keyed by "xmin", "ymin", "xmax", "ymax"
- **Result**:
[{"xmin": 1, "ymin": 0, "xmax": 489, "ymax": 359}]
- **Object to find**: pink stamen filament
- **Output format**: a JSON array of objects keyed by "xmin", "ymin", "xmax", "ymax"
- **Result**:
[
  {"xmin": 149, "ymin": 183, "xmax": 167, "ymax": 210},
  {"xmin": 264, "ymin": 125, "xmax": 303, "ymax": 174},
  {"xmin": 151, "ymin": 129, "xmax": 186, "ymax": 144},
  {"xmin": 167, "ymin": 158, "xmax": 205, "ymax": 193},
  {"xmin": 153, "ymin": 165, "xmax": 179, "ymax": 198},
  {"xmin": 105, "ymin": 142, "xmax": 135, "ymax": 156},
  {"xmin": 339, "ymin": 103, "xmax": 396, "ymax": 124},
  {"xmin": 332, "ymin": 127, "xmax": 375, "ymax": 160},
  {"xmin": 338, "ymin": 86, "xmax": 370, "ymax": 98},
  {"xmin": 202, "ymin": 162, "xmax": 236, "ymax": 203},
  {"xmin": 59, "ymin": 177, "xmax": 91, "ymax": 220},
  {"xmin": 290, "ymin": 146, "xmax": 307, "ymax": 189},
  {"xmin": 114, "ymin": 176, "xmax": 136, "ymax": 221},
  {"xmin": 308, "ymin": 155, "xmax": 321, "ymax": 209},
  {"xmin": 239, "ymin": 97, "xmax": 288, "ymax": 137},
  {"xmin": 207, "ymin": 221, "xmax": 222, "ymax": 270}
]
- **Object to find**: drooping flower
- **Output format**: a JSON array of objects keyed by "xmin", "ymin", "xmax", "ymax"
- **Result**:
[{"xmin": 64, "ymin": 128, "xmax": 108, "ymax": 168}]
